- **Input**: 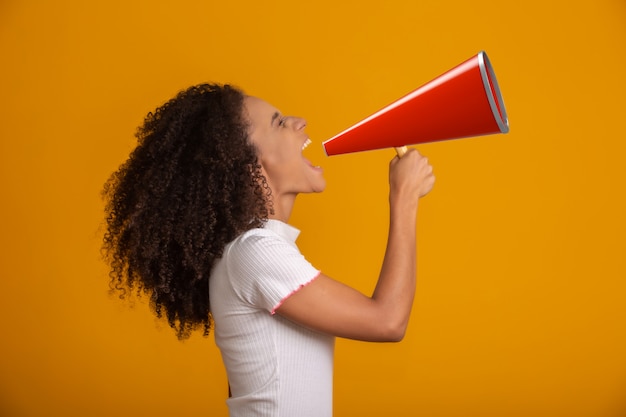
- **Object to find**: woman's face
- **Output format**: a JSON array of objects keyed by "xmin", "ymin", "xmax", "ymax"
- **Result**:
[{"xmin": 244, "ymin": 96, "xmax": 326, "ymax": 198}]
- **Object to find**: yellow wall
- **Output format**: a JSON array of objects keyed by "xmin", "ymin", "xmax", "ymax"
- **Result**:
[{"xmin": 1, "ymin": 1, "xmax": 625, "ymax": 416}]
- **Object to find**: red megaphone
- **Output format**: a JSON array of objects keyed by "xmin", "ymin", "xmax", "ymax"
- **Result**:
[{"xmin": 322, "ymin": 51, "xmax": 509, "ymax": 156}]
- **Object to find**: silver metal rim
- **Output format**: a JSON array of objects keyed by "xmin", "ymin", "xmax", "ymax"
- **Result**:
[{"xmin": 478, "ymin": 51, "xmax": 509, "ymax": 133}]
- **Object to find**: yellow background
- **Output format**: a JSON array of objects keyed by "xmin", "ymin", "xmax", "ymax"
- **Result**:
[{"xmin": 1, "ymin": 0, "xmax": 625, "ymax": 416}]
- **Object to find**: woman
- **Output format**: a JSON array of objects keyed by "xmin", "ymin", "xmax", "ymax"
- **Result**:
[{"xmin": 102, "ymin": 83, "xmax": 435, "ymax": 416}]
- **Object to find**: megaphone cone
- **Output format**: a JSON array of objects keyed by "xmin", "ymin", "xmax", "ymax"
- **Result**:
[{"xmin": 322, "ymin": 51, "xmax": 509, "ymax": 156}]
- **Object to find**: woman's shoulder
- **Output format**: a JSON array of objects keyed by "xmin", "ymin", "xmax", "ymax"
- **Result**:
[
  {"xmin": 227, "ymin": 223, "xmax": 281, "ymax": 257},
  {"xmin": 235, "ymin": 219, "xmax": 296, "ymax": 245}
]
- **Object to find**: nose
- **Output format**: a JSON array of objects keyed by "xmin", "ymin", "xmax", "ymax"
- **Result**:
[{"xmin": 288, "ymin": 116, "xmax": 307, "ymax": 131}]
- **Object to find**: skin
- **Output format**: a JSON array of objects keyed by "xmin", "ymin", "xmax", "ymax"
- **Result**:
[
  {"xmin": 244, "ymin": 96, "xmax": 435, "ymax": 342},
  {"xmin": 245, "ymin": 96, "xmax": 326, "ymax": 221}
]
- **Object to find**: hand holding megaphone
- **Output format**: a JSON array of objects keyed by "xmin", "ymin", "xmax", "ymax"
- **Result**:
[
  {"xmin": 323, "ymin": 51, "xmax": 509, "ymax": 157},
  {"xmin": 389, "ymin": 147, "xmax": 435, "ymax": 206}
]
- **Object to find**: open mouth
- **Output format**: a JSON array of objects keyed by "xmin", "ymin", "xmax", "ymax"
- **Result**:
[{"xmin": 301, "ymin": 138, "xmax": 322, "ymax": 170}]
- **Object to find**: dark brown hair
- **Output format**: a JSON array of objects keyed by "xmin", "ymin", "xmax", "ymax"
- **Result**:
[{"xmin": 102, "ymin": 83, "xmax": 270, "ymax": 339}]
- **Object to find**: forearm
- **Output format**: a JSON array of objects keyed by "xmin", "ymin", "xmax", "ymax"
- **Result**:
[{"xmin": 371, "ymin": 200, "xmax": 419, "ymax": 340}]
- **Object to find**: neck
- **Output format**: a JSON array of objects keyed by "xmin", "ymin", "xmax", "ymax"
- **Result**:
[{"xmin": 268, "ymin": 192, "xmax": 297, "ymax": 223}]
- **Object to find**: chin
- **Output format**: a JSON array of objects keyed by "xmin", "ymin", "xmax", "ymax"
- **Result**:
[{"xmin": 313, "ymin": 180, "xmax": 327, "ymax": 193}]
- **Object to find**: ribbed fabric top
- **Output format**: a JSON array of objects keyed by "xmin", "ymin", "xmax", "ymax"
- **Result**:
[{"xmin": 210, "ymin": 220, "xmax": 335, "ymax": 417}]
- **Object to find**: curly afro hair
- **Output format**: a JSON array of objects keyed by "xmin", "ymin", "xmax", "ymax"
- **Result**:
[{"xmin": 102, "ymin": 83, "xmax": 270, "ymax": 339}]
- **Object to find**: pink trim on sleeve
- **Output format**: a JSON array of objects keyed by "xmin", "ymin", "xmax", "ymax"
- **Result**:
[{"xmin": 270, "ymin": 271, "xmax": 322, "ymax": 315}]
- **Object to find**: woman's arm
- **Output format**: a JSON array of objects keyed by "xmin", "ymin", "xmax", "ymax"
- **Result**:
[{"xmin": 276, "ymin": 149, "xmax": 435, "ymax": 342}]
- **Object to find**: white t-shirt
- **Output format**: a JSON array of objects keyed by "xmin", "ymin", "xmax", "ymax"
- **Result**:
[{"xmin": 210, "ymin": 219, "xmax": 335, "ymax": 417}]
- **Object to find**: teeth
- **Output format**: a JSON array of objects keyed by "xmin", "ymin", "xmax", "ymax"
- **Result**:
[{"xmin": 302, "ymin": 138, "xmax": 312, "ymax": 150}]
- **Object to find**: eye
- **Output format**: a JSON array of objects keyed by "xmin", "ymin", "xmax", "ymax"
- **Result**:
[{"xmin": 278, "ymin": 117, "xmax": 287, "ymax": 127}]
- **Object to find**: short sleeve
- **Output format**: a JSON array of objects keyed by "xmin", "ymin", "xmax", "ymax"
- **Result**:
[{"xmin": 225, "ymin": 228, "xmax": 320, "ymax": 313}]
